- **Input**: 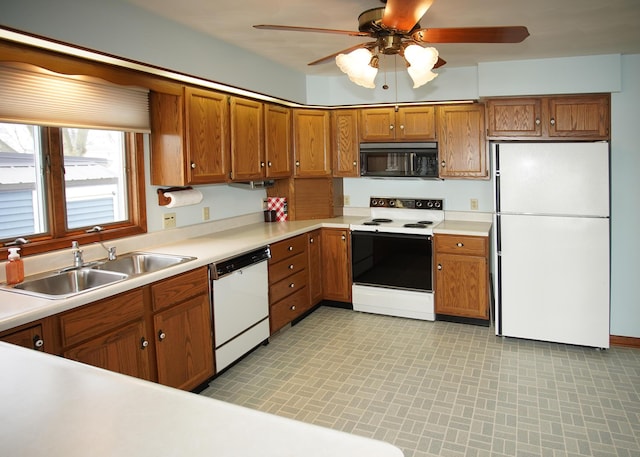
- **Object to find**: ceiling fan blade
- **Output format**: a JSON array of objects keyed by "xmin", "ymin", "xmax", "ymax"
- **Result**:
[
  {"xmin": 382, "ymin": 0, "xmax": 435, "ymax": 32},
  {"xmin": 254, "ymin": 24, "xmax": 371, "ymax": 37},
  {"xmin": 308, "ymin": 43, "xmax": 373, "ymax": 66},
  {"xmin": 412, "ymin": 26, "xmax": 530, "ymax": 43},
  {"xmin": 434, "ymin": 56, "xmax": 446, "ymax": 69}
]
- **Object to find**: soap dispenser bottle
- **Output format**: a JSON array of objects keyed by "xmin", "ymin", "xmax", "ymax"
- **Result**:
[{"xmin": 5, "ymin": 247, "xmax": 24, "ymax": 285}]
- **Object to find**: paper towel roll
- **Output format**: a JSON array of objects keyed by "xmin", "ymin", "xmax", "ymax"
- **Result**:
[{"xmin": 164, "ymin": 189, "xmax": 203, "ymax": 208}]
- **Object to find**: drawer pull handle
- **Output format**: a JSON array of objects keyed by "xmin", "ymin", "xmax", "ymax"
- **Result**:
[
  {"xmin": 289, "ymin": 283, "xmax": 295, "ymax": 288},
  {"xmin": 288, "ymin": 246, "xmax": 293, "ymax": 251},
  {"xmin": 289, "ymin": 264, "xmax": 294, "ymax": 270},
  {"xmin": 33, "ymin": 335, "xmax": 44, "ymax": 349},
  {"xmin": 291, "ymin": 305, "xmax": 296, "ymax": 311},
  {"xmin": 456, "ymin": 242, "xmax": 464, "ymax": 247}
]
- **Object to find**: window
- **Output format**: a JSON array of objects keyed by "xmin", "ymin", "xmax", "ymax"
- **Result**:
[{"xmin": 0, "ymin": 122, "xmax": 146, "ymax": 257}]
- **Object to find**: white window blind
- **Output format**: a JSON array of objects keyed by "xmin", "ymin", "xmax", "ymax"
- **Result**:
[{"xmin": 0, "ymin": 62, "xmax": 150, "ymax": 132}]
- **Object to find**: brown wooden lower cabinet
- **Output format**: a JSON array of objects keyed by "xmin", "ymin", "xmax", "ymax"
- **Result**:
[
  {"xmin": 434, "ymin": 234, "xmax": 489, "ymax": 320},
  {"xmin": 321, "ymin": 228, "xmax": 351, "ymax": 303}
]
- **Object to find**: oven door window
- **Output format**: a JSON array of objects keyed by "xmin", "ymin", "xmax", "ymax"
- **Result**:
[{"xmin": 351, "ymin": 231, "xmax": 432, "ymax": 292}]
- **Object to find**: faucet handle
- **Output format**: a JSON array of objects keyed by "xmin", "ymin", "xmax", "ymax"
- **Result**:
[{"xmin": 71, "ymin": 240, "xmax": 80, "ymax": 250}]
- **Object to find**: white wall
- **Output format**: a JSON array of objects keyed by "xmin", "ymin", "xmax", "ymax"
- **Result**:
[{"xmin": 2, "ymin": 1, "xmax": 638, "ymax": 337}]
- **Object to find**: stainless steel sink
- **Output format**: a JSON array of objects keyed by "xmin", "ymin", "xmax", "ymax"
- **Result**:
[
  {"xmin": 92, "ymin": 252, "xmax": 196, "ymax": 276},
  {"xmin": 5, "ymin": 268, "xmax": 128, "ymax": 299}
]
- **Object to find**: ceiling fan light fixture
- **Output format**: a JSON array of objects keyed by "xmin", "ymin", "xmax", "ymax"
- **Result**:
[
  {"xmin": 404, "ymin": 44, "xmax": 439, "ymax": 88},
  {"xmin": 335, "ymin": 48, "xmax": 378, "ymax": 88}
]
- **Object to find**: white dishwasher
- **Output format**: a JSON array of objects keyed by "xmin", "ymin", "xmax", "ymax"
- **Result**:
[{"xmin": 210, "ymin": 246, "xmax": 270, "ymax": 372}]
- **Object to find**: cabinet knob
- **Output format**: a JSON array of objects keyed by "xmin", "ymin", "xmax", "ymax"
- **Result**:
[
  {"xmin": 260, "ymin": 161, "xmax": 265, "ymax": 168},
  {"xmin": 535, "ymin": 118, "xmax": 541, "ymax": 126},
  {"xmin": 288, "ymin": 246, "xmax": 293, "ymax": 251},
  {"xmin": 389, "ymin": 124, "xmax": 394, "ymax": 131},
  {"xmin": 309, "ymin": 238, "xmax": 314, "ymax": 243},
  {"xmin": 158, "ymin": 330, "xmax": 166, "ymax": 341},
  {"xmin": 456, "ymin": 242, "xmax": 464, "ymax": 247},
  {"xmin": 33, "ymin": 335, "xmax": 44, "ymax": 349},
  {"xmin": 140, "ymin": 337, "xmax": 149, "ymax": 349},
  {"xmin": 437, "ymin": 264, "xmax": 442, "ymax": 270},
  {"xmin": 352, "ymin": 161, "xmax": 357, "ymax": 167},
  {"xmin": 289, "ymin": 283, "xmax": 295, "ymax": 288},
  {"xmin": 268, "ymin": 161, "xmax": 272, "ymax": 167},
  {"xmin": 190, "ymin": 162, "xmax": 196, "ymax": 169},
  {"xmin": 400, "ymin": 124, "xmax": 405, "ymax": 130},
  {"xmin": 288, "ymin": 264, "xmax": 294, "ymax": 270},
  {"xmin": 295, "ymin": 160, "xmax": 300, "ymax": 167},
  {"xmin": 341, "ymin": 234, "xmax": 346, "ymax": 241},
  {"xmin": 550, "ymin": 118, "xmax": 556, "ymax": 126},
  {"xmin": 290, "ymin": 305, "xmax": 296, "ymax": 311},
  {"xmin": 441, "ymin": 160, "xmax": 446, "ymax": 168}
]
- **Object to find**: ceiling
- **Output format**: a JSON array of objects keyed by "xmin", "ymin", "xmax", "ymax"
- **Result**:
[{"xmin": 124, "ymin": 0, "xmax": 640, "ymax": 77}]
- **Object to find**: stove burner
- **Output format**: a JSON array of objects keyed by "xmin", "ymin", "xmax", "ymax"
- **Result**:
[
  {"xmin": 371, "ymin": 218, "xmax": 393, "ymax": 223},
  {"xmin": 403, "ymin": 223, "xmax": 428, "ymax": 228},
  {"xmin": 362, "ymin": 221, "xmax": 380, "ymax": 226},
  {"xmin": 417, "ymin": 220, "xmax": 434, "ymax": 225}
]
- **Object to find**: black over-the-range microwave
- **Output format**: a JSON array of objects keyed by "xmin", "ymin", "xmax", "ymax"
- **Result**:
[{"xmin": 359, "ymin": 142, "xmax": 439, "ymax": 178}]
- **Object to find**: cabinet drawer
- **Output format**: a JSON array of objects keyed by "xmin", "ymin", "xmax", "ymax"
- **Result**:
[
  {"xmin": 0, "ymin": 324, "xmax": 45, "ymax": 351},
  {"xmin": 435, "ymin": 235, "xmax": 488, "ymax": 256},
  {"xmin": 268, "ymin": 252, "xmax": 307, "ymax": 284},
  {"xmin": 269, "ymin": 235, "xmax": 306, "ymax": 262},
  {"xmin": 269, "ymin": 269, "xmax": 308, "ymax": 304},
  {"xmin": 60, "ymin": 288, "xmax": 145, "ymax": 348},
  {"xmin": 270, "ymin": 287, "xmax": 310, "ymax": 333},
  {"xmin": 151, "ymin": 267, "xmax": 209, "ymax": 312}
]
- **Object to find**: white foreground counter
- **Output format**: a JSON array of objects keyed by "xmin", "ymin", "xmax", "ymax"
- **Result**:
[{"xmin": 0, "ymin": 343, "xmax": 403, "ymax": 457}]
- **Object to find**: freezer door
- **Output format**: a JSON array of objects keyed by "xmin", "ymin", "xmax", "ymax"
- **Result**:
[
  {"xmin": 498, "ymin": 214, "xmax": 610, "ymax": 348},
  {"xmin": 497, "ymin": 142, "xmax": 609, "ymax": 217}
]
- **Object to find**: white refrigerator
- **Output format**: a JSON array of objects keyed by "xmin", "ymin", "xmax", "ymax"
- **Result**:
[{"xmin": 493, "ymin": 142, "xmax": 610, "ymax": 348}]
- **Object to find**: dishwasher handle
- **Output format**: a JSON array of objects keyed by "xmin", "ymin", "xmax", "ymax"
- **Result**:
[{"xmin": 210, "ymin": 246, "xmax": 270, "ymax": 279}]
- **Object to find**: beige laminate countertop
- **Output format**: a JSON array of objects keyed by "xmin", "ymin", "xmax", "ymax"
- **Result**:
[{"xmin": 0, "ymin": 215, "xmax": 490, "ymax": 332}]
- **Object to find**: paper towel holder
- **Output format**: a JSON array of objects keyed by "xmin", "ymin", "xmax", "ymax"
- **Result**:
[{"xmin": 157, "ymin": 187, "xmax": 193, "ymax": 206}]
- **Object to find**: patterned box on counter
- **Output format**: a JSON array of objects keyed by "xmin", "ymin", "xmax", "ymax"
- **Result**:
[{"xmin": 267, "ymin": 197, "xmax": 288, "ymax": 222}]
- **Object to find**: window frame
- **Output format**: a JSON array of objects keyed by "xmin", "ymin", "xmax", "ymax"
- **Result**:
[{"xmin": 1, "ymin": 129, "xmax": 146, "ymax": 259}]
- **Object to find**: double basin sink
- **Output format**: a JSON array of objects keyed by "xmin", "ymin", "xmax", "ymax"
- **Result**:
[{"xmin": 1, "ymin": 252, "xmax": 196, "ymax": 299}]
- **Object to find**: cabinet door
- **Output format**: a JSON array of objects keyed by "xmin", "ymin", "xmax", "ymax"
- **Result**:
[
  {"xmin": 547, "ymin": 95, "xmax": 609, "ymax": 139},
  {"xmin": 434, "ymin": 253, "xmax": 488, "ymax": 319},
  {"xmin": 331, "ymin": 109, "xmax": 360, "ymax": 177},
  {"xmin": 264, "ymin": 104, "xmax": 292, "ymax": 178},
  {"xmin": 64, "ymin": 320, "xmax": 152, "ymax": 380},
  {"xmin": 154, "ymin": 294, "xmax": 214, "ymax": 390},
  {"xmin": 321, "ymin": 228, "xmax": 351, "ymax": 302},
  {"xmin": 307, "ymin": 230, "xmax": 323, "ymax": 306},
  {"xmin": 397, "ymin": 106, "xmax": 436, "ymax": 140},
  {"xmin": 0, "ymin": 324, "xmax": 45, "ymax": 351},
  {"xmin": 150, "ymin": 91, "xmax": 188, "ymax": 185},
  {"xmin": 230, "ymin": 97, "xmax": 265, "ymax": 180},
  {"xmin": 486, "ymin": 98, "xmax": 542, "ymax": 137},
  {"xmin": 437, "ymin": 104, "xmax": 488, "ymax": 179},
  {"xmin": 360, "ymin": 107, "xmax": 396, "ymax": 141},
  {"xmin": 185, "ymin": 87, "xmax": 230, "ymax": 183},
  {"xmin": 293, "ymin": 109, "xmax": 331, "ymax": 177}
]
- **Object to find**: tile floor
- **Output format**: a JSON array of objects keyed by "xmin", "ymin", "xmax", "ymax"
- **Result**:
[{"xmin": 201, "ymin": 307, "xmax": 640, "ymax": 457}]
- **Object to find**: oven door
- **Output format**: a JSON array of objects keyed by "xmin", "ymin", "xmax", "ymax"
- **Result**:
[{"xmin": 351, "ymin": 231, "xmax": 433, "ymax": 292}]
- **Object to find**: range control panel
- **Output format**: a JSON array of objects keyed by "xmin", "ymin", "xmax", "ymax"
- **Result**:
[{"xmin": 369, "ymin": 197, "xmax": 444, "ymax": 210}]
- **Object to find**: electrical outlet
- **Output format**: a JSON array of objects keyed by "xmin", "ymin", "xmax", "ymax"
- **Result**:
[
  {"xmin": 162, "ymin": 213, "xmax": 176, "ymax": 229},
  {"xmin": 343, "ymin": 195, "xmax": 351, "ymax": 206},
  {"xmin": 203, "ymin": 207, "xmax": 210, "ymax": 221},
  {"xmin": 470, "ymin": 199, "xmax": 479, "ymax": 211}
]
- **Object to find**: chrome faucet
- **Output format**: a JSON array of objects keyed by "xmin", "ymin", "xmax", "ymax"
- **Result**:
[
  {"xmin": 71, "ymin": 241, "xmax": 84, "ymax": 268},
  {"xmin": 86, "ymin": 226, "xmax": 117, "ymax": 261}
]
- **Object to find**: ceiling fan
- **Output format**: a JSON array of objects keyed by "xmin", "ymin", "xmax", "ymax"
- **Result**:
[{"xmin": 254, "ymin": 0, "xmax": 529, "ymax": 88}]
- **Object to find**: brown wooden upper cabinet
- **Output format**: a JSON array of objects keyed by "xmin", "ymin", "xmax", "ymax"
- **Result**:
[
  {"xmin": 360, "ymin": 106, "xmax": 436, "ymax": 142},
  {"xmin": 486, "ymin": 94, "xmax": 610, "ymax": 140},
  {"xmin": 150, "ymin": 87, "xmax": 229, "ymax": 186},
  {"xmin": 264, "ymin": 104, "xmax": 292, "ymax": 179},
  {"xmin": 331, "ymin": 109, "xmax": 360, "ymax": 177},
  {"xmin": 293, "ymin": 109, "xmax": 332, "ymax": 177},
  {"xmin": 437, "ymin": 104, "xmax": 487, "ymax": 179},
  {"xmin": 229, "ymin": 97, "xmax": 265, "ymax": 181}
]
